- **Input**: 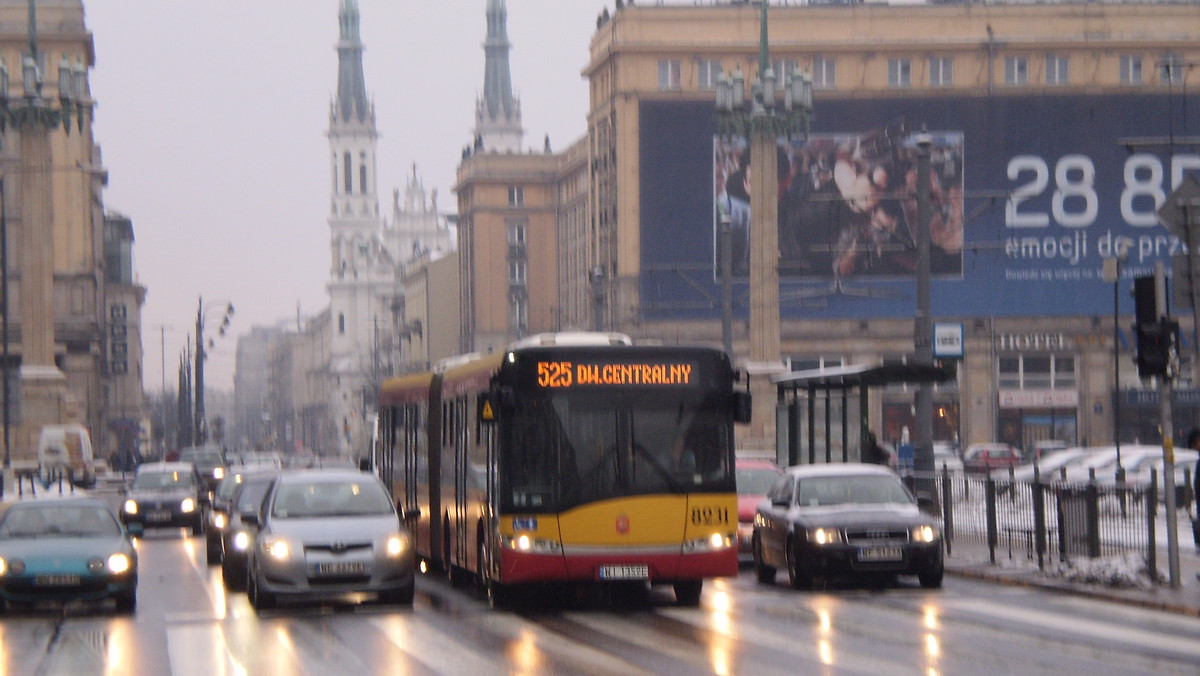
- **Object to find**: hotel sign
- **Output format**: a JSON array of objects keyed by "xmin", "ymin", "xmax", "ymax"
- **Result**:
[{"xmin": 998, "ymin": 389, "xmax": 1078, "ymax": 409}]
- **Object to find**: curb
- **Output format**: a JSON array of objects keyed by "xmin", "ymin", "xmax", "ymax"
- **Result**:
[{"xmin": 946, "ymin": 566, "xmax": 1200, "ymax": 617}]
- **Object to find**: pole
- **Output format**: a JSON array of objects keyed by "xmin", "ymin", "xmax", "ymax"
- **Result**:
[
  {"xmin": 913, "ymin": 133, "xmax": 934, "ymax": 499},
  {"xmin": 160, "ymin": 326, "xmax": 167, "ymax": 454},
  {"xmin": 1154, "ymin": 262, "xmax": 1180, "ymax": 588},
  {"xmin": 1102, "ymin": 256, "xmax": 1123, "ymax": 478},
  {"xmin": 194, "ymin": 297, "xmax": 205, "ymax": 446},
  {"xmin": 1, "ymin": 175, "xmax": 8, "ymax": 470}
]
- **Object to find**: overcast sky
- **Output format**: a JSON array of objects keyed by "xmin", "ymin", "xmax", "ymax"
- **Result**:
[{"xmin": 83, "ymin": 0, "xmax": 607, "ymax": 392}]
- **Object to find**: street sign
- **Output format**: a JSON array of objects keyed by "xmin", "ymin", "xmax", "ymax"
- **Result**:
[
  {"xmin": 1171, "ymin": 252, "xmax": 1200, "ymax": 310},
  {"xmin": 932, "ymin": 322, "xmax": 964, "ymax": 358},
  {"xmin": 1156, "ymin": 174, "xmax": 1200, "ymax": 241}
]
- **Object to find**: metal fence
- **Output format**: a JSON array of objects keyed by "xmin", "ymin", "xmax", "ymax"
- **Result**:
[{"xmin": 914, "ymin": 468, "xmax": 1174, "ymax": 575}]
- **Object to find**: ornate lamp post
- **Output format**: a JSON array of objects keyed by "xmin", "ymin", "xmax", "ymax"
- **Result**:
[
  {"xmin": 194, "ymin": 298, "xmax": 234, "ymax": 445},
  {"xmin": 0, "ymin": 0, "xmax": 91, "ymax": 470},
  {"xmin": 714, "ymin": 1, "xmax": 812, "ymax": 446}
]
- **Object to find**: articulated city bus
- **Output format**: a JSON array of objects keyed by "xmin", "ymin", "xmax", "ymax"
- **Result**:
[{"xmin": 376, "ymin": 332, "xmax": 752, "ymax": 606}]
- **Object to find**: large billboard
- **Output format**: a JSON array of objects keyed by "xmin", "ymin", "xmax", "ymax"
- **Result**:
[{"xmin": 639, "ymin": 95, "xmax": 1200, "ymax": 320}]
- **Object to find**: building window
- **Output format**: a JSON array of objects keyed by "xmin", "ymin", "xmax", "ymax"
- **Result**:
[
  {"xmin": 997, "ymin": 355, "xmax": 1075, "ymax": 389},
  {"xmin": 1045, "ymin": 54, "xmax": 1069, "ymax": 85},
  {"xmin": 1005, "ymin": 56, "xmax": 1028, "ymax": 86},
  {"xmin": 1161, "ymin": 54, "xmax": 1184, "ymax": 84},
  {"xmin": 509, "ymin": 260, "xmax": 526, "ymax": 285},
  {"xmin": 359, "ymin": 152, "xmax": 368, "ymax": 194},
  {"xmin": 888, "ymin": 59, "xmax": 912, "ymax": 89},
  {"xmin": 509, "ymin": 294, "xmax": 528, "ymax": 334},
  {"xmin": 658, "ymin": 59, "xmax": 682, "ymax": 90},
  {"xmin": 1120, "ymin": 55, "xmax": 1143, "ymax": 85},
  {"xmin": 697, "ymin": 59, "xmax": 721, "ymax": 90},
  {"xmin": 508, "ymin": 222, "xmax": 526, "ymax": 245},
  {"xmin": 343, "ymin": 152, "xmax": 353, "ymax": 193},
  {"xmin": 772, "ymin": 59, "xmax": 799, "ymax": 82},
  {"xmin": 929, "ymin": 57, "xmax": 953, "ymax": 87},
  {"xmin": 508, "ymin": 186, "xmax": 524, "ymax": 207},
  {"xmin": 338, "ymin": 313, "xmax": 346, "ymax": 335},
  {"xmin": 812, "ymin": 55, "xmax": 836, "ymax": 90}
]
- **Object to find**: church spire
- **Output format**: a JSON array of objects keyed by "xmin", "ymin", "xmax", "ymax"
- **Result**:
[
  {"xmin": 474, "ymin": 0, "xmax": 523, "ymax": 153},
  {"xmin": 334, "ymin": 0, "xmax": 371, "ymax": 124}
]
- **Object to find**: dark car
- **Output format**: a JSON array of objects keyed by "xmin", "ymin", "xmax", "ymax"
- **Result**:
[
  {"xmin": 121, "ymin": 461, "xmax": 206, "ymax": 535},
  {"xmin": 243, "ymin": 469, "xmax": 415, "ymax": 610},
  {"xmin": 735, "ymin": 457, "xmax": 784, "ymax": 559},
  {"xmin": 219, "ymin": 471, "xmax": 280, "ymax": 591},
  {"xmin": 751, "ymin": 463, "xmax": 944, "ymax": 589},
  {"xmin": 0, "ymin": 497, "xmax": 140, "ymax": 613},
  {"xmin": 179, "ymin": 445, "xmax": 229, "ymax": 494},
  {"xmin": 207, "ymin": 467, "xmax": 279, "ymax": 565}
]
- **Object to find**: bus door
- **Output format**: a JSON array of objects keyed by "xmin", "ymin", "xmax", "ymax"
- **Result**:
[{"xmin": 453, "ymin": 397, "xmax": 470, "ymax": 572}]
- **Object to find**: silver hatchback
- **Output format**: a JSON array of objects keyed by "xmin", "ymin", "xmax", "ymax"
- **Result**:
[{"xmin": 242, "ymin": 470, "xmax": 414, "ymax": 610}]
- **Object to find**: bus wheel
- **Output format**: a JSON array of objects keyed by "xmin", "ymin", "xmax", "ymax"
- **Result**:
[{"xmin": 673, "ymin": 580, "xmax": 703, "ymax": 606}]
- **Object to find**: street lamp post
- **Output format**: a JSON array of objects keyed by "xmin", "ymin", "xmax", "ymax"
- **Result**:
[
  {"xmin": 913, "ymin": 133, "xmax": 935, "ymax": 498},
  {"xmin": 0, "ymin": 0, "xmax": 91, "ymax": 472},
  {"xmin": 194, "ymin": 297, "xmax": 233, "ymax": 446},
  {"xmin": 714, "ymin": 1, "xmax": 812, "ymax": 447}
]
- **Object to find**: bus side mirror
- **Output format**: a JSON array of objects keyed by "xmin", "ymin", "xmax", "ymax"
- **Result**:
[{"xmin": 733, "ymin": 391, "xmax": 752, "ymax": 424}]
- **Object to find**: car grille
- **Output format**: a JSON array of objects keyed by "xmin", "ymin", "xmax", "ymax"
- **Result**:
[
  {"xmin": 304, "ymin": 542, "xmax": 372, "ymax": 555},
  {"xmin": 844, "ymin": 528, "xmax": 910, "ymax": 546}
]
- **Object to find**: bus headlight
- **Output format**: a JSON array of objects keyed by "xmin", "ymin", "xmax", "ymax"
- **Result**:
[
  {"xmin": 682, "ymin": 533, "xmax": 735, "ymax": 553},
  {"xmin": 912, "ymin": 525, "xmax": 940, "ymax": 543},
  {"xmin": 503, "ymin": 534, "xmax": 561, "ymax": 554}
]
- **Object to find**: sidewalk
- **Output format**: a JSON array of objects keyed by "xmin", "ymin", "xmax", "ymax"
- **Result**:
[{"xmin": 944, "ymin": 537, "xmax": 1200, "ymax": 617}]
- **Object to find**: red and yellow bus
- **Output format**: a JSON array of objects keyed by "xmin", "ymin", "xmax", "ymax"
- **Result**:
[{"xmin": 376, "ymin": 332, "xmax": 751, "ymax": 606}]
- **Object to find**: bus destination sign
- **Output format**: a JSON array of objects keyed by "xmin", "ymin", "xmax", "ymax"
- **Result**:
[{"xmin": 536, "ymin": 361, "xmax": 695, "ymax": 388}]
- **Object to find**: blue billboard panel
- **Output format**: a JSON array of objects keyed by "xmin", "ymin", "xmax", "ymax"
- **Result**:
[{"xmin": 639, "ymin": 95, "xmax": 1200, "ymax": 320}]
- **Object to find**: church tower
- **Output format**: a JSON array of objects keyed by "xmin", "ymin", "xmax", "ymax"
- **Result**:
[
  {"xmin": 327, "ymin": 0, "xmax": 382, "ymax": 454},
  {"xmin": 474, "ymin": 0, "xmax": 523, "ymax": 152}
]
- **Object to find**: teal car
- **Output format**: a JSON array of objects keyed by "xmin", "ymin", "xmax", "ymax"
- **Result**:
[{"xmin": 0, "ymin": 497, "xmax": 140, "ymax": 613}]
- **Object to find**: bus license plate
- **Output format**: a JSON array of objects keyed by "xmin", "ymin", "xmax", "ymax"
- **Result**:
[
  {"xmin": 858, "ymin": 546, "xmax": 903, "ymax": 562},
  {"xmin": 598, "ymin": 564, "xmax": 648, "ymax": 580}
]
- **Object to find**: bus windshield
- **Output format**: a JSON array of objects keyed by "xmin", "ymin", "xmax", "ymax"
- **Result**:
[{"xmin": 501, "ymin": 389, "xmax": 733, "ymax": 513}]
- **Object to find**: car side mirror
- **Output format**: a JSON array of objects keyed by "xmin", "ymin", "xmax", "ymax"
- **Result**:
[
  {"xmin": 771, "ymin": 498, "xmax": 788, "ymax": 508},
  {"xmin": 403, "ymin": 507, "xmax": 422, "ymax": 521}
]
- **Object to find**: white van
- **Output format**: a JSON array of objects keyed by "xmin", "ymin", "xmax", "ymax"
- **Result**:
[{"xmin": 37, "ymin": 424, "xmax": 96, "ymax": 488}]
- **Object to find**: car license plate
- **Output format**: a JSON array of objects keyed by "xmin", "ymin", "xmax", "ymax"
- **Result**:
[
  {"xmin": 315, "ymin": 562, "xmax": 368, "ymax": 576},
  {"xmin": 34, "ymin": 574, "xmax": 81, "ymax": 587},
  {"xmin": 146, "ymin": 510, "xmax": 172, "ymax": 522},
  {"xmin": 598, "ymin": 564, "xmax": 649, "ymax": 580},
  {"xmin": 858, "ymin": 546, "xmax": 903, "ymax": 562}
]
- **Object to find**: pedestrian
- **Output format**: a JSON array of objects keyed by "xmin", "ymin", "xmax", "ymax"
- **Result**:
[
  {"xmin": 863, "ymin": 431, "xmax": 889, "ymax": 466},
  {"xmin": 1188, "ymin": 428, "xmax": 1200, "ymax": 553}
]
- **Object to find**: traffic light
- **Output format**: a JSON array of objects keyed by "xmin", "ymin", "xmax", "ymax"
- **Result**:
[{"xmin": 1135, "ymin": 318, "xmax": 1177, "ymax": 379}]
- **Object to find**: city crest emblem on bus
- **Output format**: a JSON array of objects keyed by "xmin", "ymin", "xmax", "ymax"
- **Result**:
[{"xmin": 615, "ymin": 514, "xmax": 630, "ymax": 535}]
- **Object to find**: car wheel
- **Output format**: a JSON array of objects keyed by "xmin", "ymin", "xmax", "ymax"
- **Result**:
[
  {"xmin": 918, "ymin": 564, "xmax": 944, "ymax": 589},
  {"xmin": 249, "ymin": 568, "xmax": 276, "ymax": 611},
  {"xmin": 114, "ymin": 588, "xmax": 137, "ymax": 614},
  {"xmin": 785, "ymin": 538, "xmax": 813, "ymax": 590},
  {"xmin": 222, "ymin": 557, "xmax": 246, "ymax": 592},
  {"xmin": 673, "ymin": 580, "xmax": 703, "ymax": 606},
  {"xmin": 752, "ymin": 533, "xmax": 776, "ymax": 584},
  {"xmin": 192, "ymin": 518, "xmax": 204, "ymax": 537},
  {"xmin": 206, "ymin": 537, "xmax": 222, "ymax": 565}
]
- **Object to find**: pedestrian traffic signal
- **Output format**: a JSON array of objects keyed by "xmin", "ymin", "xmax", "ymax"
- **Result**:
[{"xmin": 1135, "ymin": 318, "xmax": 1177, "ymax": 379}]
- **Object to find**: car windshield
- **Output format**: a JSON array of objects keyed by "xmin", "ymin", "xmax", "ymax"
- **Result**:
[
  {"xmin": 132, "ymin": 470, "xmax": 196, "ymax": 490},
  {"xmin": 234, "ymin": 478, "xmax": 276, "ymax": 513},
  {"xmin": 271, "ymin": 479, "xmax": 392, "ymax": 518},
  {"xmin": 794, "ymin": 474, "xmax": 914, "ymax": 507},
  {"xmin": 180, "ymin": 450, "xmax": 224, "ymax": 466},
  {"xmin": 737, "ymin": 466, "xmax": 782, "ymax": 495},
  {"xmin": 0, "ymin": 504, "xmax": 122, "ymax": 538}
]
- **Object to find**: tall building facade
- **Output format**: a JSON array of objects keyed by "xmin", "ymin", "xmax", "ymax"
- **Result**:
[{"xmin": 577, "ymin": 1, "xmax": 1200, "ymax": 453}]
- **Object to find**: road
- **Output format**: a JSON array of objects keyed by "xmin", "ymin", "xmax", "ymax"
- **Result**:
[{"xmin": 2, "ymin": 529, "xmax": 1199, "ymax": 675}]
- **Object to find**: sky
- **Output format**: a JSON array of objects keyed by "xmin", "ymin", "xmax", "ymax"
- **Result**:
[{"xmin": 83, "ymin": 0, "xmax": 608, "ymax": 392}]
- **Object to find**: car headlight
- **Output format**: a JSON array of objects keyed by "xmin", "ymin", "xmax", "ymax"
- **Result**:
[
  {"xmin": 123, "ymin": 499, "xmax": 138, "ymax": 515},
  {"xmin": 385, "ymin": 532, "xmax": 408, "ymax": 557},
  {"xmin": 213, "ymin": 467, "xmax": 225, "ymax": 480},
  {"xmin": 211, "ymin": 512, "xmax": 228, "ymax": 530},
  {"xmin": 503, "ymin": 534, "xmax": 562, "ymax": 554},
  {"xmin": 180, "ymin": 498, "xmax": 196, "ymax": 513},
  {"xmin": 261, "ymin": 534, "xmax": 291, "ymax": 560},
  {"xmin": 107, "ymin": 554, "xmax": 132, "ymax": 574},
  {"xmin": 809, "ymin": 527, "xmax": 843, "ymax": 545},
  {"xmin": 912, "ymin": 525, "xmax": 940, "ymax": 543},
  {"xmin": 682, "ymin": 532, "xmax": 735, "ymax": 553},
  {"xmin": 0, "ymin": 557, "xmax": 6, "ymax": 576},
  {"xmin": 232, "ymin": 531, "xmax": 250, "ymax": 551}
]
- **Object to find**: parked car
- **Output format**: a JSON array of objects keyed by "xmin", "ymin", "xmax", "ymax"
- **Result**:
[
  {"xmin": 1024, "ymin": 439, "xmax": 1068, "ymax": 463},
  {"xmin": 750, "ymin": 463, "xmax": 944, "ymax": 589},
  {"xmin": 243, "ymin": 469, "xmax": 415, "ymax": 609},
  {"xmin": 220, "ymin": 471, "xmax": 281, "ymax": 591},
  {"xmin": 1002, "ymin": 446, "xmax": 1100, "ymax": 483},
  {"xmin": 932, "ymin": 444, "xmax": 964, "ymax": 474},
  {"xmin": 1096, "ymin": 448, "xmax": 1199, "ymax": 503},
  {"xmin": 962, "ymin": 443, "xmax": 1021, "ymax": 473},
  {"xmin": 120, "ymin": 461, "xmax": 206, "ymax": 535},
  {"xmin": 1058, "ymin": 445, "xmax": 1162, "ymax": 484},
  {"xmin": 0, "ymin": 497, "xmax": 140, "ymax": 613},
  {"xmin": 734, "ymin": 457, "xmax": 784, "ymax": 559}
]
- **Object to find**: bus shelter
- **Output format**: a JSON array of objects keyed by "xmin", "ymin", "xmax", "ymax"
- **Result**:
[{"xmin": 773, "ymin": 363, "xmax": 953, "ymax": 467}]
